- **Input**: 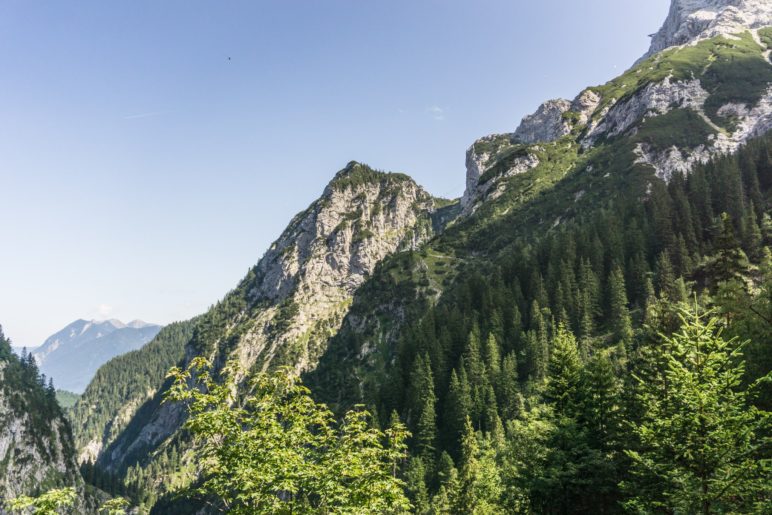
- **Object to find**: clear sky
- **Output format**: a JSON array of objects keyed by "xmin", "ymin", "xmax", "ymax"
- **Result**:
[{"xmin": 0, "ymin": 0, "xmax": 670, "ymax": 346}]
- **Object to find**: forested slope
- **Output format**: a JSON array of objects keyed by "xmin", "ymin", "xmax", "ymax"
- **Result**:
[{"xmin": 0, "ymin": 327, "xmax": 83, "ymax": 503}]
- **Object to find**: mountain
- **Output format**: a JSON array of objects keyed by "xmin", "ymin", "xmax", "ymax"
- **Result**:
[
  {"xmin": 643, "ymin": 0, "xmax": 772, "ymax": 59},
  {"xmin": 0, "ymin": 326, "xmax": 83, "ymax": 504},
  {"xmin": 70, "ymin": 1, "xmax": 771, "ymax": 511},
  {"xmin": 91, "ymin": 163, "xmax": 449, "ymax": 471},
  {"xmin": 33, "ymin": 319, "xmax": 162, "ymax": 393},
  {"xmin": 70, "ymin": 319, "xmax": 196, "ymax": 464}
]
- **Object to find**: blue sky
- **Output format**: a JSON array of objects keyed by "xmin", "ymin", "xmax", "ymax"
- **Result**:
[{"xmin": 0, "ymin": 0, "xmax": 670, "ymax": 346}]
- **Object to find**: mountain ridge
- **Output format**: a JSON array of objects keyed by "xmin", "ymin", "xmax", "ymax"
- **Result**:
[
  {"xmin": 33, "ymin": 319, "xmax": 162, "ymax": 393},
  {"xmin": 65, "ymin": 1, "xmax": 772, "ymax": 510}
]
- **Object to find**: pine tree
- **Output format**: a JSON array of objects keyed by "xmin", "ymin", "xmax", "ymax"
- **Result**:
[
  {"xmin": 431, "ymin": 452, "xmax": 460, "ymax": 514},
  {"xmin": 46, "ymin": 377, "xmax": 56, "ymax": 400},
  {"xmin": 711, "ymin": 212, "xmax": 750, "ymax": 284},
  {"xmin": 741, "ymin": 201, "xmax": 763, "ymax": 261},
  {"xmin": 408, "ymin": 354, "xmax": 437, "ymax": 461},
  {"xmin": 442, "ymin": 369, "xmax": 471, "ymax": 459},
  {"xmin": 405, "ymin": 456, "xmax": 430, "ymax": 514},
  {"xmin": 499, "ymin": 352, "xmax": 521, "ymax": 420},
  {"xmin": 545, "ymin": 325, "xmax": 582, "ymax": 417},
  {"xmin": 415, "ymin": 373, "xmax": 438, "ymax": 460},
  {"xmin": 623, "ymin": 307, "xmax": 769, "ymax": 514},
  {"xmin": 608, "ymin": 267, "xmax": 633, "ymax": 343},
  {"xmin": 483, "ymin": 333, "xmax": 501, "ymax": 380},
  {"xmin": 656, "ymin": 251, "xmax": 677, "ymax": 300},
  {"xmin": 457, "ymin": 417, "xmax": 503, "ymax": 514}
]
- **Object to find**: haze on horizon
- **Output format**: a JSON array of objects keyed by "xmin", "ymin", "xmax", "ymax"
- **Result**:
[{"xmin": 0, "ymin": 0, "xmax": 669, "ymax": 346}]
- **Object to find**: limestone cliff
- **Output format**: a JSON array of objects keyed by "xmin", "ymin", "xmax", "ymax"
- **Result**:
[
  {"xmin": 644, "ymin": 0, "xmax": 772, "ymax": 59},
  {"xmin": 462, "ymin": 24, "xmax": 772, "ymax": 211}
]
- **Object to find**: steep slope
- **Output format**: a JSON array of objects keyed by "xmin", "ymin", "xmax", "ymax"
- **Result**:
[
  {"xmin": 0, "ymin": 326, "xmax": 82, "ymax": 502},
  {"xmin": 643, "ymin": 0, "xmax": 772, "ymax": 59},
  {"xmin": 69, "ymin": 320, "xmax": 196, "ymax": 464},
  {"xmin": 308, "ymin": 4, "xmax": 772, "ymax": 415},
  {"xmin": 33, "ymin": 319, "xmax": 162, "ymax": 393},
  {"xmin": 87, "ymin": 163, "xmax": 447, "ymax": 486},
  {"xmin": 88, "ymin": 1, "xmax": 772, "ymax": 510},
  {"xmin": 463, "ymin": 28, "xmax": 772, "ymax": 215}
]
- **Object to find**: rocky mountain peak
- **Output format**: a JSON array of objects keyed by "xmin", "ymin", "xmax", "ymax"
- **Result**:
[
  {"xmin": 460, "ymin": 0, "xmax": 772, "ymax": 212},
  {"xmin": 513, "ymin": 98, "xmax": 572, "ymax": 144},
  {"xmin": 644, "ymin": 0, "xmax": 772, "ymax": 59},
  {"xmin": 252, "ymin": 162, "xmax": 431, "ymax": 306},
  {"xmin": 97, "ymin": 162, "xmax": 442, "ymax": 470},
  {"xmin": 461, "ymin": 89, "xmax": 600, "ymax": 213}
]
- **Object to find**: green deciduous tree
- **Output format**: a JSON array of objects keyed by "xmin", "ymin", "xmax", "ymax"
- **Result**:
[
  {"xmin": 165, "ymin": 358, "xmax": 411, "ymax": 514},
  {"xmin": 99, "ymin": 497, "xmax": 129, "ymax": 515},
  {"xmin": 7, "ymin": 487, "xmax": 77, "ymax": 515}
]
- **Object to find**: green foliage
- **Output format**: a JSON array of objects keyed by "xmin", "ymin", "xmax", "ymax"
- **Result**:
[
  {"xmin": 308, "ymin": 115, "xmax": 772, "ymax": 514},
  {"xmin": 631, "ymin": 109, "xmax": 717, "ymax": 150},
  {"xmin": 0, "ymin": 328, "xmax": 80, "ymax": 494},
  {"xmin": 7, "ymin": 487, "xmax": 76, "ymax": 515},
  {"xmin": 330, "ymin": 161, "xmax": 412, "ymax": 191},
  {"xmin": 99, "ymin": 497, "xmax": 129, "ymax": 515},
  {"xmin": 70, "ymin": 320, "xmax": 196, "ymax": 457},
  {"xmin": 759, "ymin": 27, "xmax": 772, "ymax": 50},
  {"xmin": 590, "ymin": 31, "xmax": 772, "ymax": 129},
  {"xmin": 623, "ymin": 306, "xmax": 770, "ymax": 513},
  {"xmin": 54, "ymin": 390, "xmax": 79, "ymax": 410},
  {"xmin": 456, "ymin": 418, "xmax": 504, "ymax": 514},
  {"xmin": 545, "ymin": 326, "xmax": 581, "ymax": 415},
  {"xmin": 714, "ymin": 250, "xmax": 772, "ymax": 410},
  {"xmin": 0, "ymin": 334, "xmax": 66, "ymax": 447},
  {"xmin": 165, "ymin": 358, "xmax": 411, "ymax": 513}
]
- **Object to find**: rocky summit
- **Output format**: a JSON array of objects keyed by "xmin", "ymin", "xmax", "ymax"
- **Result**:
[{"xmin": 644, "ymin": 0, "xmax": 772, "ymax": 58}]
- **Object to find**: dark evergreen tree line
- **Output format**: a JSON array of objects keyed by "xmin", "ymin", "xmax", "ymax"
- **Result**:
[{"xmin": 367, "ymin": 133, "xmax": 772, "ymax": 512}]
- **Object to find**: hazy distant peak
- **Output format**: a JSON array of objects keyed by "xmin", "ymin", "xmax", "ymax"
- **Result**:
[
  {"xmin": 33, "ymin": 318, "xmax": 164, "ymax": 393},
  {"xmin": 126, "ymin": 320, "xmax": 158, "ymax": 329}
]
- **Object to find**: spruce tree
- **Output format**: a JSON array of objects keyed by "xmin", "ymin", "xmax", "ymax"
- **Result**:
[
  {"xmin": 545, "ymin": 325, "xmax": 582, "ymax": 417},
  {"xmin": 623, "ymin": 307, "xmax": 770, "ymax": 514},
  {"xmin": 442, "ymin": 369, "xmax": 471, "ymax": 459},
  {"xmin": 499, "ymin": 352, "xmax": 521, "ymax": 420},
  {"xmin": 608, "ymin": 267, "xmax": 633, "ymax": 343}
]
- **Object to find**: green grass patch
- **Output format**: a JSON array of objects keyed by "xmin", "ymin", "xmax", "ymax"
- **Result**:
[
  {"xmin": 759, "ymin": 27, "xmax": 772, "ymax": 50},
  {"xmin": 632, "ymin": 108, "xmax": 717, "ymax": 150},
  {"xmin": 590, "ymin": 32, "xmax": 772, "ymax": 130}
]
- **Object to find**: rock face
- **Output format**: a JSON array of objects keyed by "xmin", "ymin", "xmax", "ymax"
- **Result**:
[
  {"xmin": 461, "ymin": 89, "xmax": 600, "ymax": 213},
  {"xmin": 513, "ymin": 99, "xmax": 572, "ymax": 144},
  {"xmin": 461, "ymin": 148, "xmax": 540, "ymax": 215},
  {"xmin": 0, "ymin": 331, "xmax": 82, "ymax": 504},
  {"xmin": 461, "ymin": 0, "xmax": 772, "ymax": 203},
  {"xmin": 97, "ymin": 162, "xmax": 440, "ymax": 472},
  {"xmin": 583, "ymin": 78, "xmax": 710, "ymax": 145},
  {"xmin": 240, "ymin": 162, "xmax": 437, "ymax": 373},
  {"xmin": 461, "ymin": 134, "xmax": 514, "ymax": 212},
  {"xmin": 0, "ymin": 379, "xmax": 77, "ymax": 498},
  {"xmin": 644, "ymin": 0, "xmax": 772, "ymax": 58}
]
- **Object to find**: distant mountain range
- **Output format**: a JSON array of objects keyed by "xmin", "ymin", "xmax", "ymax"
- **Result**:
[{"xmin": 31, "ymin": 319, "xmax": 162, "ymax": 393}]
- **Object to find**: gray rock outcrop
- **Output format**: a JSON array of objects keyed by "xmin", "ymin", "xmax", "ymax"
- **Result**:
[{"xmin": 644, "ymin": 0, "xmax": 772, "ymax": 59}]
